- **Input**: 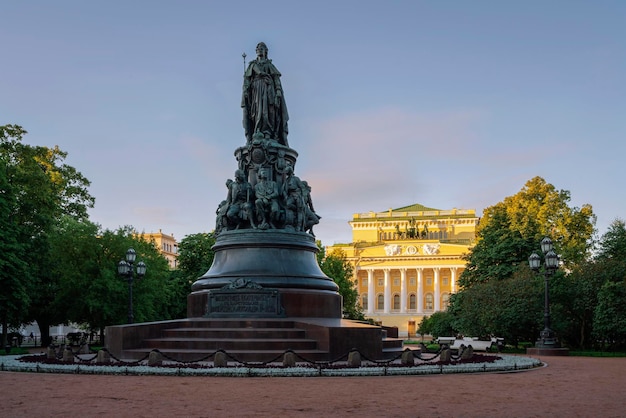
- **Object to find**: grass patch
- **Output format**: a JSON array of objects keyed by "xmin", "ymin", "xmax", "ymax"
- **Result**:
[{"xmin": 0, "ymin": 347, "xmax": 29, "ymax": 356}]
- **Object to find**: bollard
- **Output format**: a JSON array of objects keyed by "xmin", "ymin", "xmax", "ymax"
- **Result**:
[
  {"xmin": 96, "ymin": 350, "xmax": 110, "ymax": 364},
  {"xmin": 401, "ymin": 350, "xmax": 415, "ymax": 365},
  {"xmin": 148, "ymin": 350, "xmax": 163, "ymax": 366},
  {"xmin": 62, "ymin": 346, "xmax": 74, "ymax": 363},
  {"xmin": 283, "ymin": 351, "xmax": 296, "ymax": 367},
  {"xmin": 440, "ymin": 348, "xmax": 451, "ymax": 363},
  {"xmin": 214, "ymin": 351, "xmax": 227, "ymax": 367},
  {"xmin": 46, "ymin": 346, "xmax": 57, "ymax": 360},
  {"xmin": 347, "ymin": 350, "xmax": 361, "ymax": 367}
]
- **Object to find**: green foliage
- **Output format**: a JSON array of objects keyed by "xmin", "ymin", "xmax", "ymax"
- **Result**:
[
  {"xmin": 593, "ymin": 281, "xmax": 626, "ymax": 349},
  {"xmin": 450, "ymin": 269, "xmax": 543, "ymax": 346},
  {"xmin": 1, "ymin": 124, "xmax": 94, "ymax": 345},
  {"xmin": 0, "ymin": 155, "xmax": 30, "ymax": 344},
  {"xmin": 597, "ymin": 219, "xmax": 626, "ymax": 261},
  {"xmin": 459, "ymin": 176, "xmax": 595, "ymax": 289},
  {"xmin": 177, "ymin": 232, "xmax": 216, "ymax": 278},
  {"xmin": 417, "ymin": 311, "xmax": 456, "ymax": 338},
  {"xmin": 550, "ymin": 261, "xmax": 606, "ymax": 349},
  {"xmin": 167, "ymin": 232, "xmax": 217, "ymax": 318},
  {"xmin": 43, "ymin": 222, "xmax": 174, "ymax": 339},
  {"xmin": 318, "ymin": 246, "xmax": 364, "ymax": 320},
  {"xmin": 552, "ymin": 219, "xmax": 626, "ymax": 349}
]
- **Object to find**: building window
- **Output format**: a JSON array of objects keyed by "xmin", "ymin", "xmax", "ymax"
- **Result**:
[
  {"xmin": 409, "ymin": 294, "xmax": 416, "ymax": 310},
  {"xmin": 442, "ymin": 277, "xmax": 449, "ymax": 286},
  {"xmin": 393, "ymin": 294, "xmax": 400, "ymax": 310},
  {"xmin": 442, "ymin": 293, "xmax": 450, "ymax": 308},
  {"xmin": 361, "ymin": 294, "xmax": 368, "ymax": 310},
  {"xmin": 409, "ymin": 277, "xmax": 416, "ymax": 286},
  {"xmin": 426, "ymin": 278, "xmax": 432, "ymax": 286},
  {"xmin": 378, "ymin": 279, "xmax": 383, "ymax": 287},
  {"xmin": 425, "ymin": 293, "xmax": 434, "ymax": 310},
  {"xmin": 377, "ymin": 294, "xmax": 384, "ymax": 310},
  {"xmin": 393, "ymin": 278, "xmax": 399, "ymax": 286},
  {"xmin": 363, "ymin": 277, "xmax": 368, "ymax": 287}
]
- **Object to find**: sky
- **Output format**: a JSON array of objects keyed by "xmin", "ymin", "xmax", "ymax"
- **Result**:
[{"xmin": 2, "ymin": 1, "xmax": 625, "ymax": 246}]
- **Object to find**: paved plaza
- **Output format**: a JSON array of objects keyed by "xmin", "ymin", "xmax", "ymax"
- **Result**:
[{"xmin": 2, "ymin": 355, "xmax": 624, "ymax": 417}]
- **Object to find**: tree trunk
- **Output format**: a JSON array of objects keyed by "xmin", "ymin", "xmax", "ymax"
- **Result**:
[{"xmin": 36, "ymin": 318, "xmax": 52, "ymax": 347}]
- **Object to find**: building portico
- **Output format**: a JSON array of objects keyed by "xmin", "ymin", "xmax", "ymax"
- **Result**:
[{"xmin": 327, "ymin": 203, "xmax": 478, "ymax": 336}]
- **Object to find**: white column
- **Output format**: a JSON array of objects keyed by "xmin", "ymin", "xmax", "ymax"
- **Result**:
[
  {"xmin": 434, "ymin": 267, "xmax": 441, "ymax": 311},
  {"xmin": 367, "ymin": 269, "xmax": 374, "ymax": 314},
  {"xmin": 451, "ymin": 267, "xmax": 458, "ymax": 293},
  {"xmin": 417, "ymin": 268, "xmax": 423, "ymax": 313},
  {"xmin": 383, "ymin": 269, "xmax": 391, "ymax": 314},
  {"xmin": 400, "ymin": 268, "xmax": 407, "ymax": 313}
]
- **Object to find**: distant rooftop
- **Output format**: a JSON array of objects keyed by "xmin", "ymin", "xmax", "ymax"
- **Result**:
[
  {"xmin": 351, "ymin": 203, "xmax": 476, "ymax": 220},
  {"xmin": 391, "ymin": 203, "xmax": 440, "ymax": 212}
]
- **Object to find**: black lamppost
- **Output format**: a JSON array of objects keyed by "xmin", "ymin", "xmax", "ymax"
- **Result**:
[
  {"xmin": 117, "ymin": 248, "xmax": 147, "ymax": 324},
  {"xmin": 528, "ymin": 237, "xmax": 560, "ymax": 348}
]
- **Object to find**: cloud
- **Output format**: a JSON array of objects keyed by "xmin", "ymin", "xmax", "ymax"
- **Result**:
[{"xmin": 298, "ymin": 107, "xmax": 487, "ymax": 210}]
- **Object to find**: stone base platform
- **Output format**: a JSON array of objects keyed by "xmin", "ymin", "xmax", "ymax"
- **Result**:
[{"xmin": 106, "ymin": 317, "xmax": 402, "ymax": 363}]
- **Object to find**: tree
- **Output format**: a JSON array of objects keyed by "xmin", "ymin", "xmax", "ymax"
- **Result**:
[
  {"xmin": 317, "ymin": 245, "xmax": 363, "ymax": 320},
  {"xmin": 46, "ymin": 222, "xmax": 174, "ymax": 340},
  {"xmin": 177, "ymin": 233, "xmax": 216, "ymax": 279},
  {"xmin": 450, "ymin": 270, "xmax": 543, "ymax": 346},
  {"xmin": 593, "ymin": 281, "xmax": 626, "ymax": 350},
  {"xmin": 0, "ymin": 154, "xmax": 29, "ymax": 346},
  {"xmin": 586, "ymin": 220, "xmax": 626, "ymax": 350},
  {"xmin": 550, "ymin": 219, "xmax": 626, "ymax": 349},
  {"xmin": 459, "ymin": 176, "xmax": 595, "ymax": 288},
  {"xmin": 417, "ymin": 311, "xmax": 456, "ymax": 339},
  {"xmin": 594, "ymin": 219, "xmax": 626, "ymax": 281},
  {"xmin": 167, "ymin": 232, "xmax": 217, "ymax": 319},
  {"xmin": 551, "ymin": 261, "xmax": 606, "ymax": 349},
  {"xmin": 0, "ymin": 124, "xmax": 94, "ymax": 345}
]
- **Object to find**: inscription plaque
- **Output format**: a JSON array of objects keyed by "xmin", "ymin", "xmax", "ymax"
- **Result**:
[{"xmin": 206, "ymin": 288, "xmax": 285, "ymax": 318}]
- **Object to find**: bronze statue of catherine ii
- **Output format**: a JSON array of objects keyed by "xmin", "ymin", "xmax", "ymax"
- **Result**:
[{"xmin": 241, "ymin": 42, "xmax": 289, "ymax": 147}]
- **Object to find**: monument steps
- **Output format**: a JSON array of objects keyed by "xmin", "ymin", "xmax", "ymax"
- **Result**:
[
  {"xmin": 161, "ymin": 327, "xmax": 309, "ymax": 339},
  {"xmin": 111, "ymin": 317, "xmax": 397, "ymax": 362},
  {"xmin": 382, "ymin": 337, "xmax": 405, "ymax": 358},
  {"xmin": 118, "ymin": 319, "xmax": 336, "ymax": 362},
  {"xmin": 142, "ymin": 337, "xmax": 319, "ymax": 351}
]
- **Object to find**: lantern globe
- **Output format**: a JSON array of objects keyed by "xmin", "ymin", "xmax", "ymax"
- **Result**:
[
  {"xmin": 117, "ymin": 260, "xmax": 130, "ymax": 275},
  {"xmin": 528, "ymin": 252, "xmax": 541, "ymax": 270},
  {"xmin": 126, "ymin": 248, "xmax": 137, "ymax": 263},
  {"xmin": 545, "ymin": 250, "xmax": 559, "ymax": 270},
  {"xmin": 540, "ymin": 237, "xmax": 553, "ymax": 254},
  {"xmin": 136, "ymin": 261, "xmax": 147, "ymax": 277}
]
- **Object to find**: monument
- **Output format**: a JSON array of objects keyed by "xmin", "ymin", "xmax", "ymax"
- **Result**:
[
  {"xmin": 106, "ymin": 43, "xmax": 399, "ymax": 362},
  {"xmin": 187, "ymin": 41, "xmax": 341, "ymax": 319}
]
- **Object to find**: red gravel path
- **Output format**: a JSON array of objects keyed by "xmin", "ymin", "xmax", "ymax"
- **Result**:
[{"xmin": 2, "ymin": 355, "xmax": 625, "ymax": 417}]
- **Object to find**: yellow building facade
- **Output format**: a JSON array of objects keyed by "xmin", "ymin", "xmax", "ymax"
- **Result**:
[
  {"xmin": 328, "ymin": 203, "xmax": 478, "ymax": 337},
  {"xmin": 140, "ymin": 230, "xmax": 179, "ymax": 269}
]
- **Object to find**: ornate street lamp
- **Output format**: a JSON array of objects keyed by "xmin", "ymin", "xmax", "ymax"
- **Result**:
[
  {"xmin": 528, "ymin": 237, "xmax": 560, "ymax": 348},
  {"xmin": 117, "ymin": 248, "xmax": 146, "ymax": 324}
]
